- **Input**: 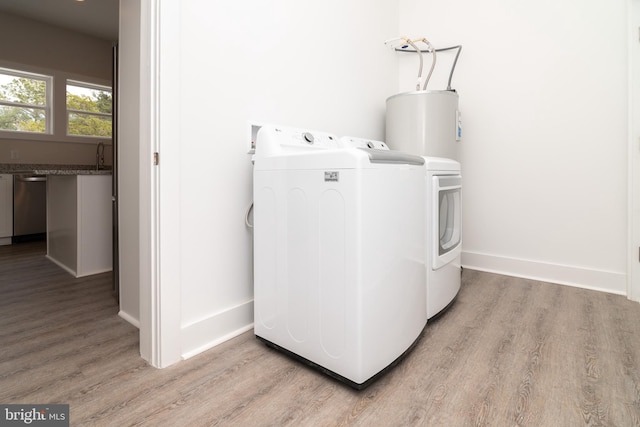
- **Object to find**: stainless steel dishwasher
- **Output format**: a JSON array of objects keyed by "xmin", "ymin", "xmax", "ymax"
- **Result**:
[{"xmin": 13, "ymin": 174, "xmax": 47, "ymax": 242}]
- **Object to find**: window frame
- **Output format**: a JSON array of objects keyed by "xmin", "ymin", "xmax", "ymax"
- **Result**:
[
  {"xmin": 0, "ymin": 60, "xmax": 113, "ymax": 145},
  {"xmin": 0, "ymin": 67, "xmax": 54, "ymax": 136},
  {"xmin": 66, "ymin": 79, "xmax": 113, "ymax": 139}
]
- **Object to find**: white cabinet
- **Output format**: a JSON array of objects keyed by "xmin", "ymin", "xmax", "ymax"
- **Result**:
[
  {"xmin": 0, "ymin": 174, "xmax": 12, "ymax": 245},
  {"xmin": 47, "ymin": 174, "xmax": 112, "ymax": 277}
]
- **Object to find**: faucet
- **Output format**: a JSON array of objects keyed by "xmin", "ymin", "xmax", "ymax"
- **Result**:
[{"xmin": 96, "ymin": 142, "xmax": 105, "ymax": 171}]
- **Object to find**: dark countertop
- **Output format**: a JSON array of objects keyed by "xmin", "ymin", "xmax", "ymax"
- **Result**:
[{"xmin": 0, "ymin": 163, "xmax": 112, "ymax": 175}]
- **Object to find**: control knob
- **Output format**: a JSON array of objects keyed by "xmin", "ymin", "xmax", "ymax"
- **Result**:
[{"xmin": 302, "ymin": 132, "xmax": 315, "ymax": 144}]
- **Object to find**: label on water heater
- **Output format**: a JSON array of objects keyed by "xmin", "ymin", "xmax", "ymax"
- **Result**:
[{"xmin": 456, "ymin": 110, "xmax": 462, "ymax": 141}]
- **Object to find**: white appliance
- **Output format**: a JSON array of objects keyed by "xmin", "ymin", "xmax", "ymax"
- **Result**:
[
  {"xmin": 253, "ymin": 126, "xmax": 427, "ymax": 389},
  {"xmin": 425, "ymin": 157, "xmax": 462, "ymax": 318},
  {"xmin": 385, "ymin": 90, "xmax": 461, "ymax": 162}
]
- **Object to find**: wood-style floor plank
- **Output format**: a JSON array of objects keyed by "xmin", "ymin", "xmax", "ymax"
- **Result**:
[{"xmin": 1, "ymin": 241, "xmax": 640, "ymax": 426}]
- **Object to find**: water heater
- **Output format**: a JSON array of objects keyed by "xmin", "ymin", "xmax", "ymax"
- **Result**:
[{"xmin": 385, "ymin": 90, "xmax": 461, "ymax": 161}]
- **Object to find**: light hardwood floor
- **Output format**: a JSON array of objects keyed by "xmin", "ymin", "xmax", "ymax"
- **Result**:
[{"xmin": 1, "ymin": 241, "xmax": 640, "ymax": 426}]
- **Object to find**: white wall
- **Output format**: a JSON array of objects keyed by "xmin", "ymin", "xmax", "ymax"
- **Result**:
[
  {"xmin": 398, "ymin": 0, "xmax": 629, "ymax": 293},
  {"xmin": 154, "ymin": 0, "xmax": 399, "ymax": 359}
]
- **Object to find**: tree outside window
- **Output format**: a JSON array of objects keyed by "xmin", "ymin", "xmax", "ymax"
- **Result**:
[
  {"xmin": 66, "ymin": 80, "xmax": 112, "ymax": 138},
  {"xmin": 0, "ymin": 69, "xmax": 50, "ymax": 134}
]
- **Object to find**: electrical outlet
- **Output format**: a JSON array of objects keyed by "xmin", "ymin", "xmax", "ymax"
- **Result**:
[{"xmin": 10, "ymin": 150, "xmax": 19, "ymax": 160}]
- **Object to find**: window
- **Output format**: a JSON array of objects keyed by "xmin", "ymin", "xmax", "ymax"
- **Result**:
[
  {"xmin": 0, "ymin": 68, "xmax": 52, "ymax": 134},
  {"xmin": 66, "ymin": 80, "xmax": 112, "ymax": 138},
  {"xmin": 0, "ymin": 65, "xmax": 112, "ymax": 143}
]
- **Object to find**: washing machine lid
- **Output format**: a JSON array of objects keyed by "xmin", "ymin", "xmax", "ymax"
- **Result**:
[
  {"xmin": 358, "ymin": 148, "xmax": 424, "ymax": 166},
  {"xmin": 254, "ymin": 126, "xmax": 426, "ymax": 170}
]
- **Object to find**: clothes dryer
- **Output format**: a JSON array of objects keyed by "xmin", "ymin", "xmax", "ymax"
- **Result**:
[
  {"xmin": 253, "ymin": 126, "xmax": 427, "ymax": 389},
  {"xmin": 341, "ymin": 138, "xmax": 462, "ymax": 319},
  {"xmin": 425, "ymin": 157, "xmax": 462, "ymax": 318}
]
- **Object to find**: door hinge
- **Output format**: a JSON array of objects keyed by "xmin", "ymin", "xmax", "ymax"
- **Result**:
[{"xmin": 153, "ymin": 152, "xmax": 159, "ymax": 166}]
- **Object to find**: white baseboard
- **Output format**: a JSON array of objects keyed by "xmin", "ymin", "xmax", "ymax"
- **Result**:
[
  {"xmin": 45, "ymin": 254, "xmax": 77, "ymax": 277},
  {"xmin": 462, "ymin": 251, "xmax": 627, "ymax": 296},
  {"xmin": 181, "ymin": 300, "xmax": 254, "ymax": 360},
  {"xmin": 46, "ymin": 254, "xmax": 113, "ymax": 278},
  {"xmin": 118, "ymin": 310, "xmax": 140, "ymax": 328},
  {"xmin": 76, "ymin": 267, "xmax": 113, "ymax": 278}
]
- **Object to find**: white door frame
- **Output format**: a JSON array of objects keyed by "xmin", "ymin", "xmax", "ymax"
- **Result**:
[
  {"xmin": 139, "ymin": 0, "xmax": 182, "ymax": 367},
  {"xmin": 629, "ymin": 0, "xmax": 640, "ymax": 303}
]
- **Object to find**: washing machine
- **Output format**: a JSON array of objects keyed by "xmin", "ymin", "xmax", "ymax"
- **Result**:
[
  {"xmin": 253, "ymin": 126, "xmax": 427, "ymax": 389},
  {"xmin": 425, "ymin": 157, "xmax": 462, "ymax": 318}
]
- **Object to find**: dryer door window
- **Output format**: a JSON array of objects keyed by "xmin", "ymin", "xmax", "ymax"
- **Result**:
[
  {"xmin": 433, "ymin": 175, "xmax": 462, "ymax": 269},
  {"xmin": 439, "ymin": 189, "xmax": 461, "ymax": 254}
]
